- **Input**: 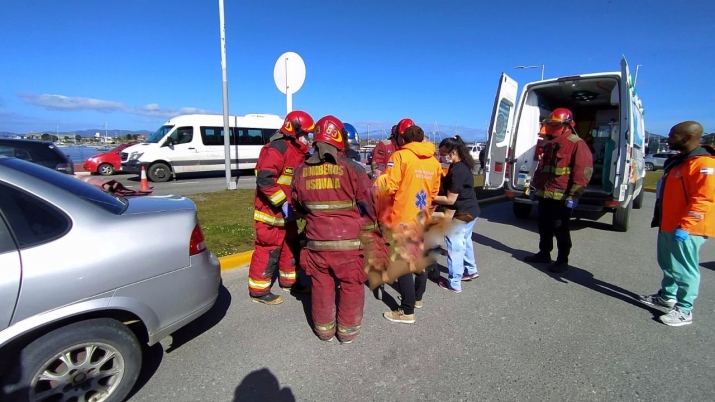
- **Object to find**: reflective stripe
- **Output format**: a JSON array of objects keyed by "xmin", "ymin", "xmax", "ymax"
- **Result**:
[
  {"xmin": 279, "ymin": 270, "xmax": 297, "ymax": 280},
  {"xmin": 303, "ymin": 200, "xmax": 356, "ymax": 211},
  {"xmin": 568, "ymin": 184, "xmax": 586, "ymax": 197},
  {"xmin": 536, "ymin": 188, "xmax": 566, "ymax": 200},
  {"xmin": 688, "ymin": 211, "xmax": 704, "ymax": 220},
  {"xmin": 541, "ymin": 166, "xmax": 571, "ymax": 175},
  {"xmin": 248, "ymin": 278, "xmax": 271, "ymax": 289},
  {"xmin": 307, "ymin": 239, "xmax": 362, "ymax": 250},
  {"xmin": 314, "ymin": 321, "xmax": 336, "ymax": 333},
  {"xmin": 361, "ymin": 222, "xmax": 378, "ymax": 232},
  {"xmin": 254, "ymin": 210, "xmax": 285, "ymax": 226},
  {"xmin": 277, "ymin": 174, "xmax": 292, "ymax": 185},
  {"xmin": 269, "ymin": 189, "xmax": 287, "ymax": 205},
  {"xmin": 337, "ymin": 324, "xmax": 362, "ymax": 336}
]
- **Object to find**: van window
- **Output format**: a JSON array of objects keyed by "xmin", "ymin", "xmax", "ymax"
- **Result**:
[
  {"xmin": 262, "ymin": 129, "xmax": 277, "ymax": 143},
  {"xmin": 494, "ymin": 99, "xmax": 513, "ymax": 143},
  {"xmin": 236, "ymin": 128, "xmax": 264, "ymax": 145},
  {"xmin": 167, "ymin": 127, "xmax": 193, "ymax": 145},
  {"xmin": 201, "ymin": 127, "xmax": 225, "ymax": 146},
  {"xmin": 146, "ymin": 125, "xmax": 174, "ymax": 143}
]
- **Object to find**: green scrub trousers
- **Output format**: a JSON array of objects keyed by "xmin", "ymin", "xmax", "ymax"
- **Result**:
[{"xmin": 657, "ymin": 230, "xmax": 707, "ymax": 313}]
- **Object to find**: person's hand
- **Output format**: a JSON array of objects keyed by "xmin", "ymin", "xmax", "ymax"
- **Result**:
[
  {"xmin": 281, "ymin": 202, "xmax": 294, "ymax": 219},
  {"xmin": 565, "ymin": 199, "xmax": 578, "ymax": 209},
  {"xmin": 674, "ymin": 228, "xmax": 689, "ymax": 242}
]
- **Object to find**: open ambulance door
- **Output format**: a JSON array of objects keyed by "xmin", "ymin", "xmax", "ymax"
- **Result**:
[
  {"xmin": 613, "ymin": 56, "xmax": 634, "ymax": 203},
  {"xmin": 483, "ymin": 73, "xmax": 518, "ymax": 189}
]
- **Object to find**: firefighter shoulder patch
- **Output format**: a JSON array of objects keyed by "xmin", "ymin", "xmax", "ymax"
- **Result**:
[
  {"xmin": 377, "ymin": 150, "xmax": 384, "ymax": 155},
  {"xmin": 284, "ymin": 166, "xmax": 294, "ymax": 175},
  {"xmin": 387, "ymin": 161, "xmax": 394, "ymax": 168}
]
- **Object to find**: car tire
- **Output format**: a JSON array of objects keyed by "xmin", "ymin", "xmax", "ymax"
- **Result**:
[
  {"xmin": 0, "ymin": 318, "xmax": 142, "ymax": 402},
  {"xmin": 645, "ymin": 162, "xmax": 654, "ymax": 171},
  {"xmin": 98, "ymin": 163, "xmax": 115, "ymax": 176},
  {"xmin": 148, "ymin": 162, "xmax": 172, "ymax": 183},
  {"xmin": 512, "ymin": 202, "xmax": 532, "ymax": 219}
]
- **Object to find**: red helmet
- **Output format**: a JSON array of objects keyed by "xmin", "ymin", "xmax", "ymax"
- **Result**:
[
  {"xmin": 313, "ymin": 115, "xmax": 346, "ymax": 151},
  {"xmin": 397, "ymin": 118, "xmax": 415, "ymax": 135},
  {"xmin": 545, "ymin": 108, "xmax": 575, "ymax": 127},
  {"xmin": 280, "ymin": 110, "xmax": 315, "ymax": 136}
]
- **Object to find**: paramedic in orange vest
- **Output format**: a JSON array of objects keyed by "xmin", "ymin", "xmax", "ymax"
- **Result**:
[
  {"xmin": 379, "ymin": 119, "xmax": 442, "ymax": 324},
  {"xmin": 525, "ymin": 108, "xmax": 593, "ymax": 273},
  {"xmin": 370, "ymin": 125, "xmax": 398, "ymax": 176},
  {"xmin": 248, "ymin": 110, "xmax": 314, "ymax": 305},
  {"xmin": 639, "ymin": 121, "xmax": 715, "ymax": 327},
  {"xmin": 290, "ymin": 115, "xmax": 378, "ymax": 343}
]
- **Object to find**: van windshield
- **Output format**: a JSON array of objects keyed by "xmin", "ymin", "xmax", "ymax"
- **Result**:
[{"xmin": 146, "ymin": 125, "xmax": 174, "ymax": 143}]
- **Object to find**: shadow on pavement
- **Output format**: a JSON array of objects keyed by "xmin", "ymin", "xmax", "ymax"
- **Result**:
[
  {"xmin": 233, "ymin": 368, "xmax": 295, "ymax": 402},
  {"xmin": 126, "ymin": 343, "xmax": 164, "ymax": 400},
  {"xmin": 700, "ymin": 261, "xmax": 715, "ymax": 271},
  {"xmin": 165, "ymin": 282, "xmax": 232, "ymax": 353}
]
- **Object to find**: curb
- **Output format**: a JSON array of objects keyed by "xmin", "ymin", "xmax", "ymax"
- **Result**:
[
  {"xmin": 216, "ymin": 196, "xmax": 508, "ymax": 274},
  {"xmin": 219, "ymin": 251, "xmax": 253, "ymax": 272}
]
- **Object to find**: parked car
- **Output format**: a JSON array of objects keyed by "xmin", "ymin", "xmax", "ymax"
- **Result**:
[
  {"xmin": 0, "ymin": 138, "xmax": 74, "ymax": 175},
  {"xmin": 644, "ymin": 152, "xmax": 678, "ymax": 171},
  {"xmin": 83, "ymin": 142, "xmax": 136, "ymax": 176},
  {"xmin": 0, "ymin": 156, "xmax": 221, "ymax": 401}
]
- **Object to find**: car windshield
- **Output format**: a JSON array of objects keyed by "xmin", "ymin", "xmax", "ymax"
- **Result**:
[
  {"xmin": 2, "ymin": 158, "xmax": 128, "ymax": 214},
  {"xmin": 145, "ymin": 125, "xmax": 174, "ymax": 143}
]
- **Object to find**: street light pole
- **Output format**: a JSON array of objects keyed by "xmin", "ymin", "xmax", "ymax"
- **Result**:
[
  {"xmin": 218, "ymin": 0, "xmax": 235, "ymax": 190},
  {"xmin": 514, "ymin": 64, "xmax": 545, "ymax": 81}
]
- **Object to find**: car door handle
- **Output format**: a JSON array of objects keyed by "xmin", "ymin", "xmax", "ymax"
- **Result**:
[{"xmin": 188, "ymin": 147, "xmax": 196, "ymax": 150}]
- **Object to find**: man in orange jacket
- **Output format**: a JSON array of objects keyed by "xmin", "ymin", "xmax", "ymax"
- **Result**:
[
  {"xmin": 376, "ymin": 119, "xmax": 442, "ymax": 324},
  {"xmin": 640, "ymin": 121, "xmax": 715, "ymax": 327}
]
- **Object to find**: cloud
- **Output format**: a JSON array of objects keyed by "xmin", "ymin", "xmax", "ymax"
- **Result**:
[
  {"xmin": 17, "ymin": 93, "xmax": 125, "ymax": 112},
  {"xmin": 16, "ymin": 92, "xmax": 216, "ymax": 120}
]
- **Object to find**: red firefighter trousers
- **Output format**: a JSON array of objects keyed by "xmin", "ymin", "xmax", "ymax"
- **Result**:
[
  {"xmin": 248, "ymin": 221, "xmax": 298, "ymax": 296},
  {"xmin": 301, "ymin": 249, "xmax": 366, "ymax": 342}
]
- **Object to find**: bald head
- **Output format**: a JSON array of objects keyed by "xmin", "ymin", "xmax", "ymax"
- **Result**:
[{"xmin": 668, "ymin": 121, "xmax": 704, "ymax": 152}]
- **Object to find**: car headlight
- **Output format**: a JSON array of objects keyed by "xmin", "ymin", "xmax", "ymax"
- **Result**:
[{"xmin": 129, "ymin": 152, "xmax": 144, "ymax": 161}]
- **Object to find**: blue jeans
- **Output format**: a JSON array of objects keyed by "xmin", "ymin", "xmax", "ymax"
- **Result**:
[
  {"xmin": 444, "ymin": 218, "xmax": 478, "ymax": 291},
  {"xmin": 657, "ymin": 230, "xmax": 707, "ymax": 313}
]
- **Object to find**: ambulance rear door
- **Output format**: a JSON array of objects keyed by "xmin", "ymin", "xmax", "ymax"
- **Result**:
[{"xmin": 483, "ymin": 73, "xmax": 518, "ymax": 189}]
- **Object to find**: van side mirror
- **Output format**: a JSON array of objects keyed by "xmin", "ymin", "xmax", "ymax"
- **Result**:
[{"xmin": 162, "ymin": 138, "xmax": 174, "ymax": 148}]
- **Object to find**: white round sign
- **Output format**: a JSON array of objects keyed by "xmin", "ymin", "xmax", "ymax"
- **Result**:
[{"xmin": 273, "ymin": 52, "xmax": 306, "ymax": 95}]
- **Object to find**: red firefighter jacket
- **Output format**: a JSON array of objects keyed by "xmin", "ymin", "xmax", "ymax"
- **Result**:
[
  {"xmin": 291, "ymin": 156, "xmax": 378, "ymax": 250},
  {"xmin": 370, "ymin": 139, "xmax": 397, "ymax": 173},
  {"xmin": 532, "ymin": 132, "xmax": 593, "ymax": 201},
  {"xmin": 253, "ymin": 136, "xmax": 307, "ymax": 227}
]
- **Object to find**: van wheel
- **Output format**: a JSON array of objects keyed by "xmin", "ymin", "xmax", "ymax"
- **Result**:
[
  {"xmin": 513, "ymin": 202, "xmax": 532, "ymax": 219},
  {"xmin": 612, "ymin": 199, "xmax": 632, "ymax": 232},
  {"xmin": 148, "ymin": 162, "xmax": 172, "ymax": 182},
  {"xmin": 98, "ymin": 163, "xmax": 115, "ymax": 176},
  {"xmin": 0, "ymin": 318, "xmax": 142, "ymax": 402},
  {"xmin": 633, "ymin": 187, "xmax": 645, "ymax": 209}
]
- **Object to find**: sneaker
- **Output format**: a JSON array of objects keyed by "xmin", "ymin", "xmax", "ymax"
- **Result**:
[
  {"xmin": 639, "ymin": 292, "xmax": 677, "ymax": 310},
  {"xmin": 659, "ymin": 307, "xmax": 693, "ymax": 327},
  {"xmin": 383, "ymin": 309, "xmax": 415, "ymax": 324},
  {"xmin": 524, "ymin": 253, "xmax": 552, "ymax": 264},
  {"xmin": 397, "ymin": 296, "xmax": 423, "ymax": 309},
  {"xmin": 251, "ymin": 293, "xmax": 284, "ymax": 305},
  {"xmin": 320, "ymin": 336, "xmax": 335, "ymax": 342},
  {"xmin": 281, "ymin": 284, "xmax": 311, "ymax": 294},
  {"xmin": 438, "ymin": 280, "xmax": 462, "ymax": 293},
  {"xmin": 462, "ymin": 272, "xmax": 479, "ymax": 281},
  {"xmin": 548, "ymin": 261, "xmax": 569, "ymax": 273},
  {"xmin": 339, "ymin": 338, "xmax": 353, "ymax": 344}
]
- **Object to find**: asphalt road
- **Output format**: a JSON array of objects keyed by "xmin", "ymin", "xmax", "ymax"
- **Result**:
[
  {"xmin": 105, "ymin": 171, "xmax": 259, "ymax": 196},
  {"xmin": 127, "ymin": 192, "xmax": 715, "ymax": 402}
]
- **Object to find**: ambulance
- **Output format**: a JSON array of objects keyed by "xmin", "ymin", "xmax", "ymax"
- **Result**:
[{"xmin": 483, "ymin": 57, "xmax": 646, "ymax": 232}]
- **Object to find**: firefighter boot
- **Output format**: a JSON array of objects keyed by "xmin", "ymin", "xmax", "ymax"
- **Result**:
[
  {"xmin": 251, "ymin": 292, "xmax": 284, "ymax": 305},
  {"xmin": 524, "ymin": 253, "xmax": 552, "ymax": 264}
]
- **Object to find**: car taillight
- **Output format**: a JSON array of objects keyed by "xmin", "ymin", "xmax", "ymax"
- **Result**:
[{"xmin": 189, "ymin": 223, "xmax": 207, "ymax": 256}]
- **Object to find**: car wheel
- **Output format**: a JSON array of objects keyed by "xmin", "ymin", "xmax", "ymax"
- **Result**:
[
  {"xmin": 0, "ymin": 318, "xmax": 142, "ymax": 402},
  {"xmin": 98, "ymin": 163, "xmax": 115, "ymax": 176},
  {"xmin": 147, "ymin": 162, "xmax": 171, "ymax": 183},
  {"xmin": 645, "ymin": 162, "xmax": 654, "ymax": 171}
]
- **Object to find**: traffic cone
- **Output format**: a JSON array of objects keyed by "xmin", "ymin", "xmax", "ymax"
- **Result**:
[{"xmin": 140, "ymin": 166, "xmax": 151, "ymax": 191}]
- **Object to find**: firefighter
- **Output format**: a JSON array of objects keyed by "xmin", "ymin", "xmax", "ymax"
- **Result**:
[
  {"xmin": 370, "ymin": 125, "xmax": 398, "ymax": 176},
  {"xmin": 248, "ymin": 110, "xmax": 315, "ymax": 305},
  {"xmin": 378, "ymin": 118, "xmax": 442, "ymax": 324},
  {"xmin": 525, "ymin": 108, "xmax": 593, "ymax": 273},
  {"xmin": 290, "ymin": 115, "xmax": 378, "ymax": 343},
  {"xmin": 342, "ymin": 122, "xmax": 362, "ymax": 163}
]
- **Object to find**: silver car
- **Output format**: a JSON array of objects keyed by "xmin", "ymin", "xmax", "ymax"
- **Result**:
[
  {"xmin": 644, "ymin": 152, "xmax": 677, "ymax": 171},
  {"xmin": 0, "ymin": 157, "xmax": 221, "ymax": 401}
]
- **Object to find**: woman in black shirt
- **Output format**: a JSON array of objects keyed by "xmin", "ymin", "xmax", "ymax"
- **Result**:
[{"xmin": 433, "ymin": 136, "xmax": 480, "ymax": 293}]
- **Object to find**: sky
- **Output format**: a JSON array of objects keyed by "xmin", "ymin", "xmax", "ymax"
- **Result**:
[{"xmin": 1, "ymin": 0, "xmax": 713, "ymax": 141}]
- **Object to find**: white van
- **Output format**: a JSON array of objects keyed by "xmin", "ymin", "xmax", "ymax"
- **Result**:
[
  {"xmin": 483, "ymin": 57, "xmax": 646, "ymax": 232},
  {"xmin": 121, "ymin": 113, "xmax": 284, "ymax": 182}
]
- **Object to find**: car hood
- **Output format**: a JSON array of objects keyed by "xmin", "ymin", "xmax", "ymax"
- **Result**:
[{"xmin": 122, "ymin": 195, "xmax": 197, "ymax": 215}]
